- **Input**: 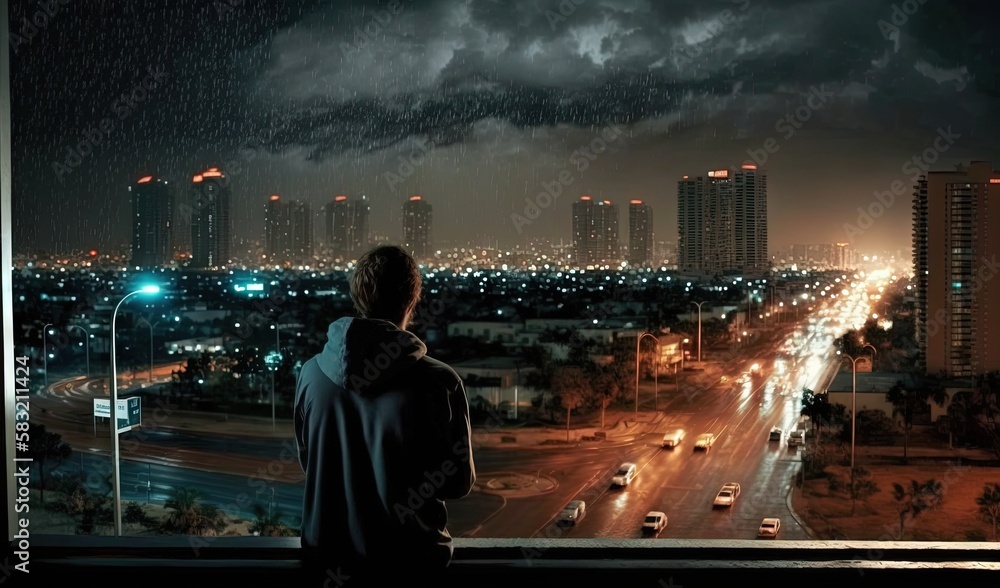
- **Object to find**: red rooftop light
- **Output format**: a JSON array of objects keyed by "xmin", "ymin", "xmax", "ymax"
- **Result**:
[
  {"xmin": 269, "ymin": 195, "xmax": 280, "ymax": 201},
  {"xmin": 580, "ymin": 196, "xmax": 591, "ymax": 200},
  {"xmin": 335, "ymin": 195, "xmax": 347, "ymax": 201},
  {"xmin": 192, "ymin": 175, "xmax": 203, "ymax": 183},
  {"xmin": 630, "ymin": 199, "xmax": 643, "ymax": 204},
  {"xmin": 409, "ymin": 195, "xmax": 422, "ymax": 201},
  {"xmin": 137, "ymin": 175, "xmax": 153, "ymax": 184}
]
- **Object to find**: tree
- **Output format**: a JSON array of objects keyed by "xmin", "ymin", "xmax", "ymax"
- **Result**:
[
  {"xmin": 123, "ymin": 501, "xmax": 156, "ymax": 532},
  {"xmin": 891, "ymin": 479, "xmax": 944, "ymax": 539},
  {"xmin": 27, "ymin": 424, "xmax": 72, "ymax": 504},
  {"xmin": 552, "ymin": 366, "xmax": 589, "ymax": 442},
  {"xmin": 800, "ymin": 388, "xmax": 833, "ymax": 442},
  {"xmin": 849, "ymin": 466, "xmax": 880, "ymax": 510},
  {"xmin": 976, "ymin": 483, "xmax": 1000, "ymax": 541},
  {"xmin": 886, "ymin": 380, "xmax": 947, "ymax": 463},
  {"xmin": 592, "ymin": 364, "xmax": 625, "ymax": 429},
  {"xmin": 248, "ymin": 503, "xmax": 295, "ymax": 537},
  {"xmin": 162, "ymin": 487, "xmax": 229, "ymax": 536}
]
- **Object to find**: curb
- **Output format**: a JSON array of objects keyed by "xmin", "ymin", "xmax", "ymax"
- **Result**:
[
  {"xmin": 785, "ymin": 460, "xmax": 818, "ymax": 538},
  {"xmin": 478, "ymin": 472, "xmax": 560, "ymax": 498}
]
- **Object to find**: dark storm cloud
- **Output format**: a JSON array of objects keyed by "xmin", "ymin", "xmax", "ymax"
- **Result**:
[{"xmin": 242, "ymin": 0, "xmax": 996, "ymax": 161}]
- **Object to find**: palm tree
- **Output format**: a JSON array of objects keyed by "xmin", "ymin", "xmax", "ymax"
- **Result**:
[
  {"xmin": 891, "ymin": 479, "xmax": 944, "ymax": 539},
  {"xmin": 26, "ymin": 424, "xmax": 71, "ymax": 504},
  {"xmin": 248, "ymin": 503, "xmax": 295, "ymax": 537},
  {"xmin": 552, "ymin": 366, "xmax": 589, "ymax": 442},
  {"xmin": 886, "ymin": 380, "xmax": 947, "ymax": 464},
  {"xmin": 976, "ymin": 483, "xmax": 1000, "ymax": 541},
  {"xmin": 162, "ymin": 487, "xmax": 228, "ymax": 536}
]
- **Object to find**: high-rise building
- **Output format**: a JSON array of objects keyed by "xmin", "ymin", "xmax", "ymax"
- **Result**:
[
  {"xmin": 734, "ymin": 164, "xmax": 769, "ymax": 274},
  {"xmin": 628, "ymin": 200, "xmax": 653, "ymax": 266},
  {"xmin": 324, "ymin": 194, "xmax": 370, "ymax": 257},
  {"xmin": 402, "ymin": 195, "xmax": 432, "ymax": 258},
  {"xmin": 265, "ymin": 195, "xmax": 314, "ymax": 262},
  {"xmin": 677, "ymin": 165, "xmax": 768, "ymax": 275},
  {"xmin": 129, "ymin": 175, "xmax": 173, "ymax": 269},
  {"xmin": 913, "ymin": 161, "xmax": 1000, "ymax": 378},
  {"xmin": 571, "ymin": 196, "xmax": 619, "ymax": 267},
  {"xmin": 832, "ymin": 242, "xmax": 852, "ymax": 270},
  {"xmin": 189, "ymin": 167, "xmax": 231, "ymax": 268}
]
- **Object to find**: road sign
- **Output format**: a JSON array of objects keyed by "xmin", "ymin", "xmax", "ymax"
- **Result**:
[{"xmin": 94, "ymin": 397, "xmax": 142, "ymax": 433}]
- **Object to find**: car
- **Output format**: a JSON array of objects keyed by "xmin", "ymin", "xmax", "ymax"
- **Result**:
[
  {"xmin": 642, "ymin": 511, "xmax": 667, "ymax": 536},
  {"xmin": 769, "ymin": 427, "xmax": 783, "ymax": 441},
  {"xmin": 758, "ymin": 517, "xmax": 781, "ymax": 538},
  {"xmin": 661, "ymin": 429, "xmax": 685, "ymax": 448},
  {"xmin": 713, "ymin": 482, "xmax": 741, "ymax": 507},
  {"xmin": 788, "ymin": 430, "xmax": 805, "ymax": 445},
  {"xmin": 557, "ymin": 500, "xmax": 586, "ymax": 526},
  {"xmin": 611, "ymin": 462, "xmax": 637, "ymax": 487},
  {"xmin": 694, "ymin": 433, "xmax": 715, "ymax": 450}
]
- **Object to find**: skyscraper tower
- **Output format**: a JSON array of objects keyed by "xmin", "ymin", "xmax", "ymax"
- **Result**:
[
  {"xmin": 265, "ymin": 195, "xmax": 314, "ymax": 263},
  {"xmin": 913, "ymin": 161, "xmax": 1000, "ymax": 377},
  {"xmin": 677, "ymin": 165, "xmax": 768, "ymax": 275},
  {"xmin": 402, "ymin": 195, "xmax": 431, "ymax": 258},
  {"xmin": 324, "ymin": 194, "xmax": 370, "ymax": 257},
  {"xmin": 265, "ymin": 195, "xmax": 285, "ymax": 258},
  {"xmin": 571, "ymin": 196, "xmax": 619, "ymax": 267},
  {"xmin": 734, "ymin": 164, "xmax": 768, "ymax": 275},
  {"xmin": 628, "ymin": 199, "xmax": 653, "ymax": 266},
  {"xmin": 129, "ymin": 175, "xmax": 173, "ymax": 269},
  {"xmin": 189, "ymin": 167, "xmax": 231, "ymax": 268}
]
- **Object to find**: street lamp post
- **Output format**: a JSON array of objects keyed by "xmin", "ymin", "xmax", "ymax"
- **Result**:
[
  {"xmin": 635, "ymin": 332, "xmax": 659, "ymax": 420},
  {"xmin": 135, "ymin": 317, "xmax": 154, "ymax": 383},
  {"xmin": 840, "ymin": 343, "xmax": 876, "ymax": 513},
  {"xmin": 68, "ymin": 325, "xmax": 90, "ymax": 379},
  {"xmin": 42, "ymin": 322, "xmax": 54, "ymax": 393},
  {"xmin": 269, "ymin": 322, "xmax": 282, "ymax": 432},
  {"xmin": 110, "ymin": 285, "xmax": 160, "ymax": 536},
  {"xmin": 691, "ymin": 301, "xmax": 707, "ymax": 363}
]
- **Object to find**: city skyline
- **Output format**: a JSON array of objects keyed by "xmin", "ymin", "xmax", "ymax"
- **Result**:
[{"xmin": 8, "ymin": 0, "xmax": 999, "ymax": 256}]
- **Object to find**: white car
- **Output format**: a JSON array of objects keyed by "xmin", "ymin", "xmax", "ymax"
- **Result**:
[
  {"xmin": 642, "ymin": 511, "xmax": 667, "ymax": 536},
  {"xmin": 758, "ymin": 517, "xmax": 781, "ymax": 538},
  {"xmin": 713, "ymin": 482, "xmax": 741, "ymax": 507},
  {"xmin": 694, "ymin": 433, "xmax": 715, "ymax": 450},
  {"xmin": 661, "ymin": 429, "xmax": 685, "ymax": 448},
  {"xmin": 611, "ymin": 462, "xmax": 637, "ymax": 487},
  {"xmin": 788, "ymin": 430, "xmax": 805, "ymax": 445},
  {"xmin": 557, "ymin": 500, "xmax": 586, "ymax": 526}
]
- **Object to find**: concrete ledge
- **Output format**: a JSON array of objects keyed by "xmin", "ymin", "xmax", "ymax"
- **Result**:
[{"xmin": 24, "ymin": 535, "xmax": 1000, "ymax": 585}]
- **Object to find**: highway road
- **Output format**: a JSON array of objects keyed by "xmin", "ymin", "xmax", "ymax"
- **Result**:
[{"xmin": 34, "ymin": 271, "xmax": 884, "ymax": 539}]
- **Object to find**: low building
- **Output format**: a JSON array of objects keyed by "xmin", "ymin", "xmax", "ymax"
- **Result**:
[
  {"xmin": 449, "ymin": 357, "xmax": 538, "ymax": 416},
  {"xmin": 825, "ymin": 371, "xmax": 916, "ymax": 422}
]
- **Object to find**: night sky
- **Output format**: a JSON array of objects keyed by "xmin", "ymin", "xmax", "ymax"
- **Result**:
[{"xmin": 8, "ymin": 0, "xmax": 1000, "ymax": 256}]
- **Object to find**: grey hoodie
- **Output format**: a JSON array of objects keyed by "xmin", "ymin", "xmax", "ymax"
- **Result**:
[{"xmin": 294, "ymin": 317, "xmax": 475, "ymax": 570}]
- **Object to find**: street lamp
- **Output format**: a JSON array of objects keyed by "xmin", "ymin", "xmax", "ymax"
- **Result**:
[
  {"xmin": 635, "ymin": 332, "xmax": 659, "ymax": 420},
  {"xmin": 135, "ymin": 317, "xmax": 154, "ymax": 383},
  {"xmin": 267, "ymin": 322, "xmax": 282, "ymax": 432},
  {"xmin": 839, "ymin": 342, "xmax": 876, "ymax": 513},
  {"xmin": 691, "ymin": 301, "xmax": 707, "ymax": 362},
  {"xmin": 67, "ymin": 325, "xmax": 90, "ymax": 379},
  {"xmin": 42, "ymin": 322, "xmax": 54, "ymax": 392},
  {"xmin": 110, "ymin": 284, "xmax": 160, "ymax": 536}
]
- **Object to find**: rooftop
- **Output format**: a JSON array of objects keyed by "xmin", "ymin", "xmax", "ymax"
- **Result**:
[{"xmin": 827, "ymin": 371, "xmax": 915, "ymax": 393}]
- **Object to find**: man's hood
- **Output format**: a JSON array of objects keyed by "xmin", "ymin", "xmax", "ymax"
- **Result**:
[{"xmin": 316, "ymin": 317, "xmax": 427, "ymax": 393}]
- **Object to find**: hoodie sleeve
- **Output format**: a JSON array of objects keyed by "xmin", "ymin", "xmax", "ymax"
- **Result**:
[{"xmin": 438, "ymin": 378, "xmax": 476, "ymax": 499}]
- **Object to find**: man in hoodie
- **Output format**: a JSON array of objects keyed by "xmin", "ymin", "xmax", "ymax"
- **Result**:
[{"xmin": 294, "ymin": 245, "xmax": 476, "ymax": 581}]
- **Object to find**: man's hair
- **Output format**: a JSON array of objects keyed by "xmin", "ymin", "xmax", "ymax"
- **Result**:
[{"xmin": 350, "ymin": 245, "xmax": 422, "ymax": 326}]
